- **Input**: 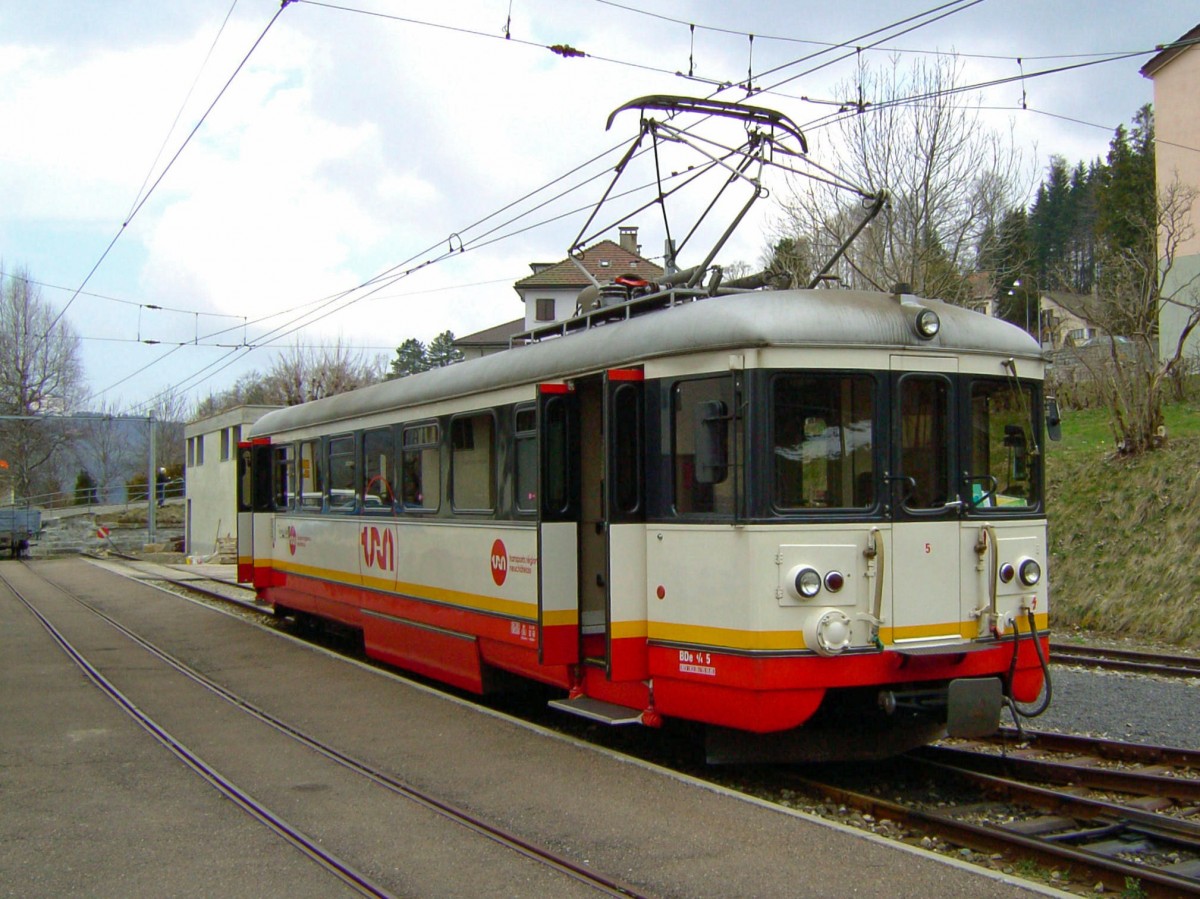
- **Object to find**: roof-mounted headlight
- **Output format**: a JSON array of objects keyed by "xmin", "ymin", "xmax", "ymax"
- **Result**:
[{"xmin": 915, "ymin": 308, "xmax": 940, "ymax": 339}]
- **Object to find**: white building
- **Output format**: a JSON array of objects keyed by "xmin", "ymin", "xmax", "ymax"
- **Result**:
[
  {"xmin": 184, "ymin": 405, "xmax": 280, "ymax": 556},
  {"xmin": 455, "ymin": 226, "xmax": 664, "ymax": 358},
  {"xmin": 1141, "ymin": 24, "xmax": 1200, "ymax": 362}
]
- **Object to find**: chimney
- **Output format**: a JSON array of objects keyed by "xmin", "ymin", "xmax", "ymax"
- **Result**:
[{"xmin": 618, "ymin": 225, "xmax": 639, "ymax": 255}]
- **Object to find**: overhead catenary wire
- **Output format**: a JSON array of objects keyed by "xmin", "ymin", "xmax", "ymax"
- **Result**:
[
  {"xmin": 43, "ymin": 4, "xmax": 293, "ymax": 340},
  {"xmin": 97, "ymin": 3, "xmax": 1062, "ymax": 406},
  {"xmin": 588, "ymin": 0, "xmax": 1170, "ymax": 64},
  {"xmin": 83, "ymin": 1, "xmax": 1179, "ymax": 414},
  {"xmin": 124, "ymin": 0, "xmax": 243, "ymax": 225}
]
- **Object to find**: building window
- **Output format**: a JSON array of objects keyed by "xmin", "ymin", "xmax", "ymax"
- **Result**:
[
  {"xmin": 196, "ymin": 435, "xmax": 205, "ymax": 466},
  {"xmin": 221, "ymin": 428, "xmax": 231, "ymax": 461},
  {"xmin": 536, "ymin": 297, "xmax": 555, "ymax": 321},
  {"xmin": 187, "ymin": 437, "xmax": 195, "ymax": 468}
]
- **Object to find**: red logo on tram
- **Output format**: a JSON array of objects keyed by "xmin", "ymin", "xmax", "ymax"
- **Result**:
[
  {"xmin": 490, "ymin": 539, "xmax": 508, "ymax": 586},
  {"xmin": 361, "ymin": 525, "xmax": 395, "ymax": 572},
  {"xmin": 288, "ymin": 526, "xmax": 298, "ymax": 556}
]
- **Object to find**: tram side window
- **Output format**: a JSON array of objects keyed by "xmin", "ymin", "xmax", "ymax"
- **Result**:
[
  {"xmin": 272, "ymin": 444, "xmax": 294, "ymax": 511},
  {"xmin": 362, "ymin": 427, "xmax": 395, "ymax": 512},
  {"xmin": 514, "ymin": 407, "xmax": 537, "ymax": 514},
  {"xmin": 773, "ymin": 375, "xmax": 875, "ymax": 510},
  {"xmin": 299, "ymin": 439, "xmax": 324, "ymax": 510},
  {"xmin": 451, "ymin": 413, "xmax": 495, "ymax": 512},
  {"xmin": 402, "ymin": 423, "xmax": 440, "ymax": 511},
  {"xmin": 327, "ymin": 435, "xmax": 357, "ymax": 511},
  {"xmin": 672, "ymin": 377, "xmax": 736, "ymax": 516},
  {"xmin": 968, "ymin": 379, "xmax": 1039, "ymax": 508}
]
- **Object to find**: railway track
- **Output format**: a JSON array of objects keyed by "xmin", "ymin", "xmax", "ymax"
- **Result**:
[
  {"xmin": 84, "ymin": 553, "xmax": 266, "ymax": 612},
  {"xmin": 1050, "ymin": 642, "xmax": 1200, "ymax": 678},
  {"xmin": 85, "ymin": 556, "xmax": 1200, "ymax": 894},
  {"xmin": 775, "ymin": 729, "xmax": 1200, "ymax": 897},
  {"xmin": 4, "ymin": 562, "xmax": 647, "ymax": 899}
]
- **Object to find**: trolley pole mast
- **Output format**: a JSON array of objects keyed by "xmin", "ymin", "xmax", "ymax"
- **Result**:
[{"xmin": 147, "ymin": 410, "xmax": 156, "ymax": 546}]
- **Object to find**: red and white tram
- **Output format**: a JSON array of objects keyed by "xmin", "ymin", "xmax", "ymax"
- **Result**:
[{"xmin": 237, "ymin": 282, "xmax": 1053, "ymax": 761}]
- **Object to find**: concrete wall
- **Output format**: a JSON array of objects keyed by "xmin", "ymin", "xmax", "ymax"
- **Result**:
[
  {"xmin": 183, "ymin": 405, "xmax": 280, "ymax": 555},
  {"xmin": 1149, "ymin": 35, "xmax": 1200, "ymax": 361}
]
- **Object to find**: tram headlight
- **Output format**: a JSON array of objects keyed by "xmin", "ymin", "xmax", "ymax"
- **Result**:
[
  {"xmin": 1019, "ymin": 559, "xmax": 1042, "ymax": 587},
  {"xmin": 794, "ymin": 567, "xmax": 821, "ymax": 599},
  {"xmin": 804, "ymin": 609, "xmax": 853, "ymax": 656},
  {"xmin": 915, "ymin": 308, "xmax": 941, "ymax": 339}
]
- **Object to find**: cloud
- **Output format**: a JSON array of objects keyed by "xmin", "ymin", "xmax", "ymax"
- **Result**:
[{"xmin": 1, "ymin": 0, "xmax": 1189, "ymax": 409}]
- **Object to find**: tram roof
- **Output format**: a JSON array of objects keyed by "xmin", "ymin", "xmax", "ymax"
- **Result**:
[{"xmin": 250, "ymin": 288, "xmax": 1042, "ymax": 437}]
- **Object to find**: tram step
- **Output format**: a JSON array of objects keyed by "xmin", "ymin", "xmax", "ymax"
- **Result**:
[
  {"xmin": 890, "ymin": 640, "xmax": 996, "ymax": 657},
  {"xmin": 548, "ymin": 696, "xmax": 643, "ymax": 726}
]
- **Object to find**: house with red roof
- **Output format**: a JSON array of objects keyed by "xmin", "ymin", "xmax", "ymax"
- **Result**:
[{"xmin": 455, "ymin": 226, "xmax": 664, "ymax": 359}]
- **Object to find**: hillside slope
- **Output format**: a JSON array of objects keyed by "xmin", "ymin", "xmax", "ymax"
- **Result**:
[{"xmin": 1047, "ymin": 427, "xmax": 1200, "ymax": 646}]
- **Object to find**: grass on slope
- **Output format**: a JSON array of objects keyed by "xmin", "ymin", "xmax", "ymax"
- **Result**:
[{"xmin": 1047, "ymin": 401, "xmax": 1200, "ymax": 646}]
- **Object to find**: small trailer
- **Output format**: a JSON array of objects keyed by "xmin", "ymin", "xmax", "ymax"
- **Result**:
[{"xmin": 0, "ymin": 507, "xmax": 40, "ymax": 558}]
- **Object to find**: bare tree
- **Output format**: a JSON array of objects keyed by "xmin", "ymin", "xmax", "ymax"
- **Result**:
[
  {"xmin": 1053, "ymin": 180, "xmax": 1200, "ymax": 454},
  {"xmin": 75, "ymin": 399, "xmax": 139, "ymax": 504},
  {"xmin": 0, "ymin": 266, "xmax": 85, "ymax": 500},
  {"xmin": 776, "ymin": 55, "xmax": 1027, "ymax": 301},
  {"xmin": 264, "ymin": 339, "xmax": 384, "ymax": 406},
  {"xmin": 190, "ymin": 340, "xmax": 383, "ymax": 419},
  {"xmin": 134, "ymin": 387, "xmax": 189, "ymax": 475}
]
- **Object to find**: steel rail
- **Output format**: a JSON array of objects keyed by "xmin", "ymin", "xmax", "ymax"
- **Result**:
[
  {"xmin": 84, "ymin": 552, "xmax": 267, "ymax": 613},
  {"xmin": 1050, "ymin": 642, "xmax": 1200, "ymax": 678},
  {"xmin": 20, "ymin": 563, "xmax": 648, "ymax": 899},
  {"xmin": 0, "ymin": 568, "xmax": 395, "ymax": 899},
  {"xmin": 780, "ymin": 769, "xmax": 1200, "ymax": 897},
  {"xmin": 907, "ymin": 754, "xmax": 1200, "ymax": 842},
  {"xmin": 913, "ymin": 744, "xmax": 1200, "ymax": 803},
  {"xmin": 989, "ymin": 727, "xmax": 1200, "ymax": 769}
]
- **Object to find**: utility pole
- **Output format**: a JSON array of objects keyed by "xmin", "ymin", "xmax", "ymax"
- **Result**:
[{"xmin": 147, "ymin": 410, "xmax": 156, "ymax": 546}]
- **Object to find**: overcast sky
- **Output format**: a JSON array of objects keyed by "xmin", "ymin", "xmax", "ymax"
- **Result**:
[{"xmin": 2, "ymin": 1, "xmax": 1196, "ymax": 413}]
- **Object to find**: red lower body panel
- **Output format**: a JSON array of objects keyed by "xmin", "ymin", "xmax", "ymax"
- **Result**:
[{"xmin": 264, "ymin": 570, "xmax": 1047, "ymax": 734}]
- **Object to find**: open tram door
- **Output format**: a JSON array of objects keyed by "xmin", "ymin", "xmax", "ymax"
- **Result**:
[
  {"xmin": 887, "ymin": 355, "xmax": 963, "ymax": 645},
  {"xmin": 536, "ymin": 384, "xmax": 580, "ymax": 665},
  {"xmin": 536, "ymin": 371, "xmax": 646, "ymax": 681},
  {"xmin": 235, "ymin": 439, "xmax": 272, "ymax": 588}
]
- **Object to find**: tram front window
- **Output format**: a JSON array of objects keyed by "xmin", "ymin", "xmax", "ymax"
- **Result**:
[
  {"xmin": 772, "ymin": 374, "xmax": 875, "ymax": 510},
  {"xmin": 967, "ymin": 379, "xmax": 1040, "ymax": 509},
  {"xmin": 898, "ymin": 376, "xmax": 951, "ymax": 510},
  {"xmin": 672, "ymin": 377, "xmax": 736, "ymax": 516}
]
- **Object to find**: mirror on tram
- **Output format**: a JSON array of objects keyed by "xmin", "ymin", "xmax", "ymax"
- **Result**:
[{"xmin": 1045, "ymin": 397, "xmax": 1062, "ymax": 442}]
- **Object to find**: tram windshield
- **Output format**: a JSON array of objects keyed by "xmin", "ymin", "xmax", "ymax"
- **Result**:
[
  {"xmin": 966, "ymin": 378, "xmax": 1040, "ymax": 509},
  {"xmin": 772, "ymin": 374, "xmax": 875, "ymax": 510}
]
